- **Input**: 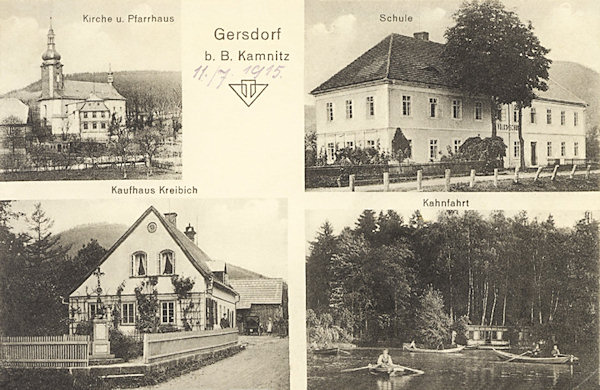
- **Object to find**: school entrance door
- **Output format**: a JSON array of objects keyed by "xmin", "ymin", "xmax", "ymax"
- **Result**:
[{"xmin": 530, "ymin": 142, "xmax": 537, "ymax": 166}]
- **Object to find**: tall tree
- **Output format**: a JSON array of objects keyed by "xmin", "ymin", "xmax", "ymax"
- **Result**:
[
  {"xmin": 306, "ymin": 221, "xmax": 338, "ymax": 311},
  {"xmin": 444, "ymin": 0, "xmax": 551, "ymax": 165}
]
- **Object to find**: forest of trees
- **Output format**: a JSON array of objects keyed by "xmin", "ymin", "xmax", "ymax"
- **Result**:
[
  {"xmin": 306, "ymin": 210, "xmax": 598, "ymax": 350},
  {"xmin": 0, "ymin": 201, "xmax": 106, "ymax": 336}
]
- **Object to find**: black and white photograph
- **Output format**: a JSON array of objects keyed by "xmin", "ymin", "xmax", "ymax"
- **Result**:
[
  {"xmin": 306, "ymin": 208, "xmax": 599, "ymax": 389},
  {"xmin": 305, "ymin": 0, "xmax": 600, "ymax": 192},
  {"xmin": 0, "ymin": 199, "xmax": 289, "ymax": 389},
  {"xmin": 0, "ymin": 0, "xmax": 182, "ymax": 181}
]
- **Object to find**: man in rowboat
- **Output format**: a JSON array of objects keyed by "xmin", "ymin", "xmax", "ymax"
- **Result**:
[
  {"xmin": 370, "ymin": 348, "xmax": 395, "ymax": 373},
  {"xmin": 551, "ymin": 345, "xmax": 560, "ymax": 357}
]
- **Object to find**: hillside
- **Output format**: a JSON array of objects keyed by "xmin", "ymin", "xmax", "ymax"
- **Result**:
[
  {"xmin": 2, "ymin": 70, "xmax": 182, "ymax": 113},
  {"xmin": 56, "ymin": 223, "xmax": 127, "ymax": 257},
  {"xmin": 56, "ymin": 222, "xmax": 269, "ymax": 279}
]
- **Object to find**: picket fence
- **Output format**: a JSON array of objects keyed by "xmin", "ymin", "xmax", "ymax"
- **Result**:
[{"xmin": 0, "ymin": 335, "xmax": 90, "ymax": 368}]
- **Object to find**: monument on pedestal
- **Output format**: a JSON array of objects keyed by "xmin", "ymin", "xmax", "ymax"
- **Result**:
[{"xmin": 90, "ymin": 267, "xmax": 114, "ymax": 359}]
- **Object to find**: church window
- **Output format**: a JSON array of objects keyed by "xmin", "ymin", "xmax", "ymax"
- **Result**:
[
  {"xmin": 159, "ymin": 250, "xmax": 175, "ymax": 275},
  {"xmin": 161, "ymin": 301, "xmax": 175, "ymax": 324},
  {"xmin": 132, "ymin": 252, "xmax": 147, "ymax": 276}
]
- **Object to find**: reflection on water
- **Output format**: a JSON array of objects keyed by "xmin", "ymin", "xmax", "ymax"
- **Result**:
[{"xmin": 307, "ymin": 349, "xmax": 598, "ymax": 390}]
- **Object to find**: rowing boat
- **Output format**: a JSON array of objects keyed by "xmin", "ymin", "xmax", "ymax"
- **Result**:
[
  {"xmin": 403, "ymin": 345, "xmax": 466, "ymax": 354},
  {"xmin": 492, "ymin": 348, "xmax": 579, "ymax": 364},
  {"xmin": 313, "ymin": 347, "xmax": 340, "ymax": 355},
  {"xmin": 368, "ymin": 365, "xmax": 405, "ymax": 377}
]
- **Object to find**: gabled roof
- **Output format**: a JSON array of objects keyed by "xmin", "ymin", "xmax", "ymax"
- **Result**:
[
  {"xmin": 229, "ymin": 279, "xmax": 284, "ymax": 309},
  {"xmin": 44, "ymin": 80, "xmax": 125, "ymax": 101},
  {"xmin": 0, "ymin": 98, "xmax": 28, "ymax": 124},
  {"xmin": 311, "ymin": 33, "xmax": 586, "ymax": 106},
  {"xmin": 69, "ymin": 206, "xmax": 237, "ymax": 296}
]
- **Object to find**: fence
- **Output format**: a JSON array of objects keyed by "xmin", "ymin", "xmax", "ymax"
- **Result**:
[
  {"xmin": 306, "ymin": 160, "xmax": 492, "ymax": 188},
  {"xmin": 143, "ymin": 328, "xmax": 238, "ymax": 364},
  {"xmin": 0, "ymin": 335, "xmax": 90, "ymax": 368}
]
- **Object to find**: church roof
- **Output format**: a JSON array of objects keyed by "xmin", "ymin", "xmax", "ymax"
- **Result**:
[
  {"xmin": 229, "ymin": 279, "xmax": 284, "ymax": 309},
  {"xmin": 0, "ymin": 98, "xmax": 29, "ymax": 124},
  {"xmin": 69, "ymin": 206, "xmax": 237, "ymax": 296},
  {"xmin": 56, "ymin": 80, "xmax": 125, "ymax": 101},
  {"xmin": 311, "ymin": 33, "xmax": 586, "ymax": 106}
]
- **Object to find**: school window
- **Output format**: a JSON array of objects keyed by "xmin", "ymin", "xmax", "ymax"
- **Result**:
[
  {"xmin": 366, "ymin": 139, "xmax": 375, "ymax": 148},
  {"xmin": 547, "ymin": 142, "xmax": 552, "ymax": 157},
  {"xmin": 160, "ymin": 250, "xmax": 175, "ymax": 275},
  {"xmin": 101, "ymin": 122, "xmax": 106, "ymax": 129},
  {"xmin": 122, "ymin": 303, "xmax": 135, "ymax": 324},
  {"xmin": 132, "ymin": 252, "xmax": 147, "ymax": 276},
  {"xmin": 429, "ymin": 139, "xmax": 438, "ymax": 160},
  {"xmin": 327, "ymin": 142, "xmax": 335, "ymax": 158},
  {"xmin": 345, "ymin": 100, "xmax": 353, "ymax": 119},
  {"xmin": 429, "ymin": 98, "xmax": 438, "ymax": 118},
  {"xmin": 574, "ymin": 142, "xmax": 579, "ymax": 156},
  {"xmin": 92, "ymin": 122, "xmax": 97, "ymax": 129},
  {"xmin": 560, "ymin": 141, "xmax": 566, "ymax": 157},
  {"xmin": 513, "ymin": 107, "xmax": 519, "ymax": 122},
  {"xmin": 346, "ymin": 141, "xmax": 354, "ymax": 149},
  {"xmin": 92, "ymin": 112, "xmax": 97, "ymax": 118},
  {"xmin": 560, "ymin": 111, "xmax": 566, "ymax": 125},
  {"xmin": 161, "ymin": 301, "xmax": 175, "ymax": 324},
  {"xmin": 574, "ymin": 112, "xmax": 579, "ymax": 126},
  {"xmin": 83, "ymin": 112, "xmax": 88, "ymax": 119},
  {"xmin": 530, "ymin": 107, "xmax": 536, "ymax": 124},
  {"xmin": 453, "ymin": 139, "xmax": 462, "ymax": 154},
  {"xmin": 474, "ymin": 102, "xmax": 482, "ymax": 120},
  {"xmin": 546, "ymin": 109, "xmax": 552, "ymax": 124},
  {"xmin": 326, "ymin": 102, "xmax": 334, "ymax": 121},
  {"xmin": 513, "ymin": 141, "xmax": 519, "ymax": 158},
  {"xmin": 366, "ymin": 96, "xmax": 375, "ymax": 117},
  {"xmin": 452, "ymin": 99, "xmax": 462, "ymax": 119},
  {"xmin": 402, "ymin": 95, "xmax": 411, "ymax": 116},
  {"xmin": 83, "ymin": 123, "xmax": 88, "ymax": 130}
]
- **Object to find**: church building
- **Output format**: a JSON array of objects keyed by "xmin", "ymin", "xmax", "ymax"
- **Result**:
[
  {"xmin": 39, "ymin": 20, "xmax": 126, "ymax": 143},
  {"xmin": 311, "ymin": 32, "xmax": 587, "ymax": 168}
]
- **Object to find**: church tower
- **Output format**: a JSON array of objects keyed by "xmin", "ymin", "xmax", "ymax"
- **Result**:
[{"xmin": 40, "ymin": 18, "xmax": 64, "ymax": 99}]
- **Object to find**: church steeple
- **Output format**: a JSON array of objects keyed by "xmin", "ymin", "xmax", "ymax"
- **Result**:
[
  {"xmin": 107, "ymin": 63, "xmax": 114, "ymax": 85},
  {"xmin": 41, "ymin": 17, "xmax": 64, "ymax": 99}
]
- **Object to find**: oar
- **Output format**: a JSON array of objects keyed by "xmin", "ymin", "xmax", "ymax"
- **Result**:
[
  {"xmin": 339, "ymin": 349, "xmax": 351, "ymax": 355},
  {"xmin": 506, "ymin": 351, "xmax": 532, "ymax": 362},
  {"xmin": 341, "ymin": 365, "xmax": 371, "ymax": 373},
  {"xmin": 393, "ymin": 364, "xmax": 425, "ymax": 375}
]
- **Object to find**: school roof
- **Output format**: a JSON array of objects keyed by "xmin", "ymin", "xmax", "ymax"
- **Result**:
[
  {"xmin": 69, "ymin": 206, "xmax": 237, "ymax": 296},
  {"xmin": 229, "ymin": 279, "xmax": 284, "ymax": 309},
  {"xmin": 0, "ymin": 98, "xmax": 29, "ymax": 124},
  {"xmin": 311, "ymin": 33, "xmax": 586, "ymax": 106}
]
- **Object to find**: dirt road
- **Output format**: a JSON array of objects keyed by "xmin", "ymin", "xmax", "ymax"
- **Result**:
[{"xmin": 138, "ymin": 336, "xmax": 289, "ymax": 390}]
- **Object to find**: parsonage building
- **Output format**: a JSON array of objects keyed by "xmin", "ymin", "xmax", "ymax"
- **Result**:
[
  {"xmin": 311, "ymin": 32, "xmax": 586, "ymax": 168},
  {"xmin": 39, "ymin": 20, "xmax": 126, "ymax": 143}
]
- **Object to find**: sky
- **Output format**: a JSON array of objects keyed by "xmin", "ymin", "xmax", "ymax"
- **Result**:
[
  {"xmin": 8, "ymin": 199, "xmax": 288, "ymax": 279},
  {"xmin": 0, "ymin": 0, "xmax": 181, "ymax": 94},
  {"xmin": 306, "ymin": 208, "xmax": 592, "ymax": 244},
  {"xmin": 305, "ymin": 0, "xmax": 600, "ymax": 104}
]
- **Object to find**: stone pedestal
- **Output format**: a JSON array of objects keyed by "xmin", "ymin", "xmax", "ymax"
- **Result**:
[{"xmin": 91, "ymin": 318, "xmax": 114, "ymax": 359}]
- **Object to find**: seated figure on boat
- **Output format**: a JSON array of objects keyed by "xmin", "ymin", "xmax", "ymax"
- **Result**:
[
  {"xmin": 551, "ymin": 344, "xmax": 560, "ymax": 357},
  {"xmin": 409, "ymin": 340, "xmax": 416, "ymax": 349},
  {"xmin": 531, "ymin": 343, "xmax": 541, "ymax": 357},
  {"xmin": 371, "ymin": 348, "xmax": 394, "ymax": 373}
]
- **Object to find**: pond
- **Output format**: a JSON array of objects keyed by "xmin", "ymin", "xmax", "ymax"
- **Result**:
[{"xmin": 307, "ymin": 348, "xmax": 599, "ymax": 390}]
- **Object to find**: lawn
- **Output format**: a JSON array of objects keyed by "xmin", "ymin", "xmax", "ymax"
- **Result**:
[
  {"xmin": 434, "ymin": 175, "xmax": 599, "ymax": 192},
  {"xmin": 0, "ymin": 166, "xmax": 181, "ymax": 181}
]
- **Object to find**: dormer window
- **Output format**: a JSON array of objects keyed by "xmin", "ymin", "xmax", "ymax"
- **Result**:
[
  {"xmin": 132, "ymin": 252, "xmax": 147, "ymax": 276},
  {"xmin": 160, "ymin": 250, "xmax": 175, "ymax": 275}
]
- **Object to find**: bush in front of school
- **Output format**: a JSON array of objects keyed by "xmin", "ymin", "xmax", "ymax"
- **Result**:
[
  {"xmin": 452, "ymin": 136, "xmax": 506, "ymax": 172},
  {"xmin": 109, "ymin": 328, "xmax": 142, "ymax": 361}
]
